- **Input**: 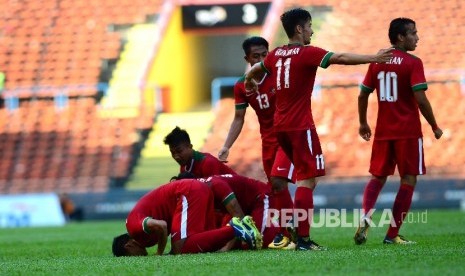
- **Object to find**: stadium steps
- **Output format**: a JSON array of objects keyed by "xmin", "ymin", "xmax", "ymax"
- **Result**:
[
  {"xmin": 99, "ymin": 24, "xmax": 158, "ymax": 118},
  {"xmin": 126, "ymin": 111, "xmax": 214, "ymax": 189}
]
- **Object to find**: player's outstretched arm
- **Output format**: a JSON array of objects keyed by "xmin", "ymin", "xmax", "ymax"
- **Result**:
[
  {"xmin": 329, "ymin": 48, "xmax": 394, "ymax": 65},
  {"xmin": 414, "ymin": 90, "xmax": 443, "ymax": 139},
  {"xmin": 219, "ymin": 109, "xmax": 246, "ymax": 162}
]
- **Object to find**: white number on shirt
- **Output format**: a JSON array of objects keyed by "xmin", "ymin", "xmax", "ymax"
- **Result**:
[
  {"xmin": 316, "ymin": 154, "xmax": 325, "ymax": 170},
  {"xmin": 255, "ymin": 93, "xmax": 270, "ymax": 109},
  {"xmin": 275, "ymin": 58, "xmax": 291, "ymax": 90},
  {"xmin": 377, "ymin": 71, "xmax": 398, "ymax": 102}
]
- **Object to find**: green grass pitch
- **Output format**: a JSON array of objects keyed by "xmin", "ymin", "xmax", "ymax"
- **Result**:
[{"xmin": 1, "ymin": 209, "xmax": 464, "ymax": 275}]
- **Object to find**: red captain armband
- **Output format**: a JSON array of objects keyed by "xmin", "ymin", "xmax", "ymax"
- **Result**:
[{"xmin": 431, "ymin": 124, "xmax": 439, "ymax": 131}]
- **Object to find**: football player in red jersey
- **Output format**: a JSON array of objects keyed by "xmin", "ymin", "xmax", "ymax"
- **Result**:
[
  {"xmin": 111, "ymin": 178, "xmax": 262, "ymax": 256},
  {"xmin": 218, "ymin": 37, "xmax": 296, "ymax": 249},
  {"xmin": 198, "ymin": 174, "xmax": 283, "ymax": 249},
  {"xmin": 244, "ymin": 7, "xmax": 393, "ymax": 250},
  {"xmin": 354, "ymin": 17, "xmax": 443, "ymax": 245},
  {"xmin": 164, "ymin": 126, "xmax": 236, "ymax": 177}
]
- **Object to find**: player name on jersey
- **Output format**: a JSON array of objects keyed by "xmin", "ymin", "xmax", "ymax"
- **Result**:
[
  {"xmin": 386, "ymin": 56, "xmax": 404, "ymax": 64},
  {"xmin": 275, "ymin": 48, "xmax": 301, "ymax": 57}
]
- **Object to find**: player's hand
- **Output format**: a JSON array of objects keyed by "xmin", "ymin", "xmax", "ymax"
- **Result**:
[
  {"xmin": 359, "ymin": 123, "xmax": 371, "ymax": 141},
  {"xmin": 218, "ymin": 147, "xmax": 229, "ymax": 162},
  {"xmin": 245, "ymin": 78, "xmax": 258, "ymax": 93},
  {"xmin": 374, "ymin": 47, "xmax": 394, "ymax": 63},
  {"xmin": 433, "ymin": 127, "xmax": 443, "ymax": 139}
]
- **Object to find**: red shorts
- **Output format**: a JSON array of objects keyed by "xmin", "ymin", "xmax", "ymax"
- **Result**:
[
  {"xmin": 369, "ymin": 138, "xmax": 426, "ymax": 177},
  {"xmin": 270, "ymin": 146, "xmax": 296, "ymax": 183},
  {"xmin": 262, "ymin": 142, "xmax": 279, "ymax": 181},
  {"xmin": 126, "ymin": 182, "xmax": 215, "ymax": 247},
  {"xmin": 276, "ymin": 129, "xmax": 325, "ymax": 181}
]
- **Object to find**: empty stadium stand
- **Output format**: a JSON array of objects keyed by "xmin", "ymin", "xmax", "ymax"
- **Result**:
[
  {"xmin": 0, "ymin": 99, "xmax": 137, "ymax": 194},
  {"xmin": 0, "ymin": 0, "xmax": 164, "ymax": 193}
]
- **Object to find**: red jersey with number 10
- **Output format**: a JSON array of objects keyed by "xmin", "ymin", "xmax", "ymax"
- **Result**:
[
  {"xmin": 261, "ymin": 45, "xmax": 333, "ymax": 131},
  {"xmin": 360, "ymin": 48, "xmax": 428, "ymax": 140}
]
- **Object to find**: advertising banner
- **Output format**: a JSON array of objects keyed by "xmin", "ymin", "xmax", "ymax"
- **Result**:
[{"xmin": 0, "ymin": 193, "xmax": 66, "ymax": 228}]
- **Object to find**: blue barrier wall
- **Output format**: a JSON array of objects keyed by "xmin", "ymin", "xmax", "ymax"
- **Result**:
[{"xmin": 70, "ymin": 178, "xmax": 465, "ymax": 221}]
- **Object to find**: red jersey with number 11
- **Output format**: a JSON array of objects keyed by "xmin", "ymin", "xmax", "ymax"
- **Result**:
[{"xmin": 261, "ymin": 45, "xmax": 333, "ymax": 131}]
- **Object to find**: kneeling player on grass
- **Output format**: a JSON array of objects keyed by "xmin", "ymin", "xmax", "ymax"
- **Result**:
[
  {"xmin": 175, "ymin": 173, "xmax": 292, "ymax": 249},
  {"xmin": 112, "ymin": 178, "xmax": 262, "ymax": 256},
  {"xmin": 164, "ymin": 126, "xmax": 237, "ymax": 177}
]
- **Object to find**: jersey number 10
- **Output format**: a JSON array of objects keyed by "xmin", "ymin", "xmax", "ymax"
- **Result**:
[{"xmin": 378, "ymin": 71, "xmax": 398, "ymax": 102}]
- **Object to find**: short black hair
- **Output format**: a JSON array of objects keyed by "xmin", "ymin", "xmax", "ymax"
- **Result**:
[
  {"xmin": 163, "ymin": 126, "xmax": 191, "ymax": 147},
  {"xmin": 242, "ymin": 36, "xmax": 269, "ymax": 56},
  {"xmin": 280, "ymin": 8, "xmax": 312, "ymax": 38},
  {"xmin": 112, "ymin": 233, "xmax": 131, "ymax": 257},
  {"xmin": 170, "ymin": 171, "xmax": 196, "ymax": 181},
  {"xmin": 388, "ymin": 17, "xmax": 416, "ymax": 44}
]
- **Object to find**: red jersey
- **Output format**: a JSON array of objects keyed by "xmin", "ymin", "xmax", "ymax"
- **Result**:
[
  {"xmin": 126, "ymin": 179, "xmax": 216, "ymax": 247},
  {"xmin": 361, "ymin": 48, "xmax": 427, "ymax": 140},
  {"xmin": 199, "ymin": 174, "xmax": 270, "ymax": 214},
  {"xmin": 234, "ymin": 74, "xmax": 277, "ymax": 144},
  {"xmin": 262, "ymin": 45, "xmax": 333, "ymax": 131},
  {"xmin": 126, "ymin": 179, "xmax": 194, "ymax": 246},
  {"xmin": 180, "ymin": 151, "xmax": 236, "ymax": 177}
]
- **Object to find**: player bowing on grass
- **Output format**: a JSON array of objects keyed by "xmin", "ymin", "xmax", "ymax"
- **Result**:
[
  {"xmin": 194, "ymin": 174, "xmax": 285, "ymax": 249},
  {"xmin": 354, "ymin": 17, "xmax": 442, "ymax": 245},
  {"xmin": 244, "ymin": 7, "xmax": 393, "ymax": 251},
  {"xmin": 112, "ymin": 178, "xmax": 262, "ymax": 256}
]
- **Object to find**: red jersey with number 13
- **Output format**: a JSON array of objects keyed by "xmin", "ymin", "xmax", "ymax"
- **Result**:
[
  {"xmin": 261, "ymin": 45, "xmax": 333, "ymax": 131},
  {"xmin": 360, "ymin": 48, "xmax": 428, "ymax": 140},
  {"xmin": 234, "ymin": 74, "xmax": 276, "ymax": 144}
]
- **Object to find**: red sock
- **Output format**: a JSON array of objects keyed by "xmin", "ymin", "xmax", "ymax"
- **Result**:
[
  {"xmin": 274, "ymin": 188, "xmax": 294, "ymax": 227},
  {"xmin": 294, "ymin": 186, "xmax": 313, "ymax": 238},
  {"xmin": 362, "ymin": 178, "xmax": 384, "ymax": 217},
  {"xmin": 275, "ymin": 188, "xmax": 294, "ymax": 211},
  {"xmin": 386, "ymin": 184, "xmax": 415, "ymax": 238},
  {"xmin": 181, "ymin": 226, "xmax": 234, "ymax": 254}
]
